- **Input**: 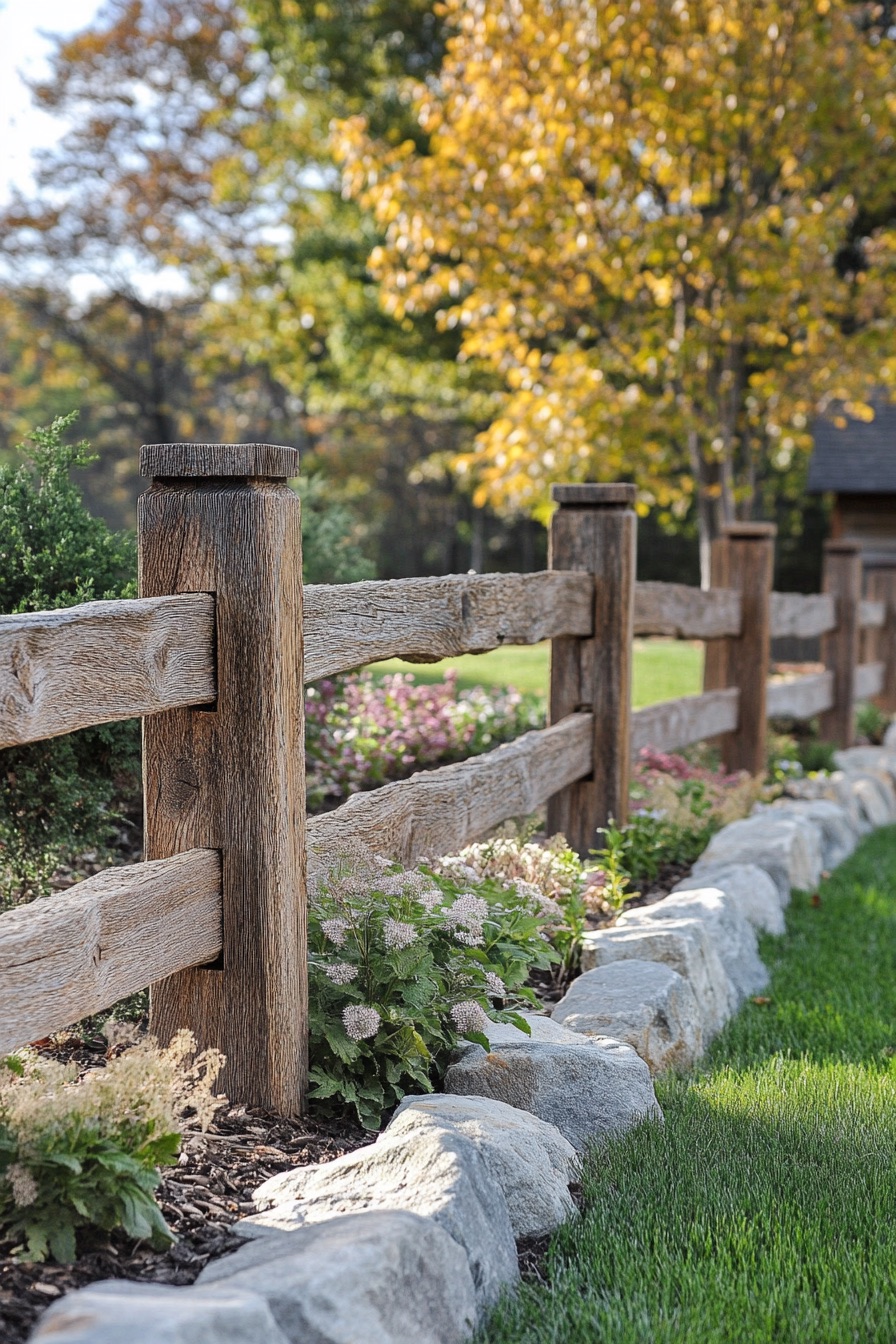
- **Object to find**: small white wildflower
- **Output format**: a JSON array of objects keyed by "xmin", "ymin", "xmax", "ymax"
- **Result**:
[
  {"xmin": 450, "ymin": 1000, "xmax": 489, "ymax": 1034},
  {"xmin": 484, "ymin": 971, "xmax": 506, "ymax": 998},
  {"xmin": 342, "ymin": 1005, "xmax": 382, "ymax": 1040},
  {"xmin": 6, "ymin": 1162, "xmax": 38, "ymax": 1208},
  {"xmin": 383, "ymin": 917, "xmax": 417, "ymax": 950},
  {"xmin": 417, "ymin": 886, "xmax": 443, "ymax": 911},
  {"xmin": 454, "ymin": 924, "xmax": 484, "ymax": 946},
  {"xmin": 320, "ymin": 918, "xmax": 349, "ymax": 947},
  {"xmin": 325, "ymin": 961, "xmax": 358, "ymax": 985},
  {"xmin": 447, "ymin": 893, "xmax": 488, "ymax": 926}
]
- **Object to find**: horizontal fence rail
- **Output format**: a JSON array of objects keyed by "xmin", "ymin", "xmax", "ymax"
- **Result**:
[
  {"xmin": 766, "ymin": 671, "xmax": 835, "ymax": 720},
  {"xmin": 630, "ymin": 688, "xmax": 740, "ymax": 757},
  {"xmin": 633, "ymin": 581, "xmax": 741, "ymax": 639},
  {"xmin": 860, "ymin": 600, "xmax": 886, "ymax": 630},
  {"xmin": 769, "ymin": 591, "xmax": 836, "ymax": 639},
  {"xmin": 0, "ymin": 593, "xmax": 216, "ymax": 748},
  {"xmin": 306, "ymin": 713, "xmax": 593, "ymax": 869},
  {"xmin": 0, "ymin": 849, "xmax": 222, "ymax": 1055},
  {"xmin": 855, "ymin": 660, "xmax": 886, "ymax": 700},
  {"xmin": 303, "ymin": 571, "xmax": 594, "ymax": 682}
]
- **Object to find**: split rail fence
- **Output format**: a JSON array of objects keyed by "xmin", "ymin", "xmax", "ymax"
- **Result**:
[{"xmin": 1, "ymin": 445, "xmax": 892, "ymax": 1114}]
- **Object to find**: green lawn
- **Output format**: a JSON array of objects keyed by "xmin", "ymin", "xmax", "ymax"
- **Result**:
[
  {"xmin": 371, "ymin": 638, "xmax": 703, "ymax": 709},
  {"xmin": 480, "ymin": 828, "xmax": 896, "ymax": 1344}
]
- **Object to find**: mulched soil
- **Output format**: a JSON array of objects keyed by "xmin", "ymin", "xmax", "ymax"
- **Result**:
[{"xmin": 0, "ymin": 1030, "xmax": 372, "ymax": 1344}]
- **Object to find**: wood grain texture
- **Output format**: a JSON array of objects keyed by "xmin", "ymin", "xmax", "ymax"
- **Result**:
[
  {"xmin": 0, "ymin": 594, "xmax": 215, "ymax": 748},
  {"xmin": 551, "ymin": 483, "xmax": 637, "ymax": 507},
  {"xmin": 864, "ymin": 569, "xmax": 896, "ymax": 710},
  {"xmin": 718, "ymin": 525, "xmax": 775, "ymax": 775},
  {"xmin": 820, "ymin": 542, "xmax": 862, "ymax": 748},
  {"xmin": 766, "ymin": 671, "xmax": 835, "ymax": 720},
  {"xmin": 306, "ymin": 713, "xmax": 593, "ymax": 869},
  {"xmin": 859, "ymin": 599, "xmax": 886, "ymax": 629},
  {"xmin": 769, "ymin": 592, "xmax": 836, "ymax": 639},
  {"xmin": 141, "ymin": 443, "xmax": 299, "ymax": 479},
  {"xmin": 630, "ymin": 689, "xmax": 740, "ymax": 757},
  {"xmin": 0, "ymin": 849, "xmax": 221, "ymax": 1055},
  {"xmin": 140, "ymin": 474, "xmax": 307, "ymax": 1115},
  {"xmin": 855, "ymin": 661, "xmax": 886, "ymax": 701},
  {"xmin": 303, "ymin": 571, "xmax": 593, "ymax": 681},
  {"xmin": 547, "ymin": 488, "xmax": 636, "ymax": 852},
  {"xmin": 702, "ymin": 536, "xmax": 731, "ymax": 711},
  {"xmin": 633, "ymin": 581, "xmax": 741, "ymax": 638}
]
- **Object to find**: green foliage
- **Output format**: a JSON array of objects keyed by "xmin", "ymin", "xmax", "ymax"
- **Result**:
[
  {"xmin": 297, "ymin": 474, "xmax": 375, "ymax": 584},
  {"xmin": 855, "ymin": 700, "xmax": 891, "ymax": 746},
  {"xmin": 307, "ymin": 842, "xmax": 558, "ymax": 1128},
  {"xmin": 0, "ymin": 1030, "xmax": 223, "ymax": 1263},
  {"xmin": 594, "ymin": 780, "xmax": 720, "ymax": 895},
  {"xmin": 0, "ymin": 414, "xmax": 140, "ymax": 906}
]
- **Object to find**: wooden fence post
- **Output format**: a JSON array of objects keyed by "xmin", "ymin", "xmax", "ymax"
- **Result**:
[
  {"xmin": 820, "ymin": 539, "xmax": 862, "ymax": 747},
  {"xmin": 547, "ymin": 483, "xmax": 636, "ymax": 855},
  {"xmin": 717, "ymin": 522, "xmax": 775, "ymax": 776},
  {"xmin": 138, "ymin": 444, "xmax": 307, "ymax": 1117},
  {"xmin": 864, "ymin": 566, "xmax": 896, "ymax": 712},
  {"xmin": 702, "ymin": 534, "xmax": 731, "ymax": 696}
]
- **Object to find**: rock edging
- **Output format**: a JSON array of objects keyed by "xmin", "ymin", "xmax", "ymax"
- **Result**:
[{"xmin": 33, "ymin": 747, "xmax": 896, "ymax": 1343}]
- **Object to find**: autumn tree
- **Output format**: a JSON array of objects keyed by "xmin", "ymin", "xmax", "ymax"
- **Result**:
[{"xmin": 338, "ymin": 0, "xmax": 896, "ymax": 581}]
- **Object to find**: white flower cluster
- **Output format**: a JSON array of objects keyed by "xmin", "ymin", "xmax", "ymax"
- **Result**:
[
  {"xmin": 383, "ymin": 917, "xmax": 417, "ymax": 950},
  {"xmin": 320, "ymin": 918, "xmax": 349, "ymax": 947},
  {"xmin": 450, "ymin": 1000, "xmax": 489, "ymax": 1034},
  {"xmin": 325, "ymin": 961, "xmax": 358, "ymax": 985},
  {"xmin": 431, "ymin": 835, "xmax": 582, "ymax": 903},
  {"xmin": 483, "ymin": 971, "xmax": 506, "ymax": 999},
  {"xmin": 342, "ymin": 1005, "xmax": 382, "ymax": 1041}
]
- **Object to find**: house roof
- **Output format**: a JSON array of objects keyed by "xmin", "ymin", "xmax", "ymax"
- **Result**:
[{"xmin": 808, "ymin": 400, "xmax": 896, "ymax": 494}]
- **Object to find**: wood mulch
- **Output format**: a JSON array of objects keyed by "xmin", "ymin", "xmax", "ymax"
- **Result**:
[{"xmin": 0, "ymin": 1031, "xmax": 372, "ymax": 1344}]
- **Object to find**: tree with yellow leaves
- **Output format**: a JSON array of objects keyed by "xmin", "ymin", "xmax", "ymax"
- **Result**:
[{"xmin": 337, "ymin": 0, "xmax": 896, "ymax": 580}]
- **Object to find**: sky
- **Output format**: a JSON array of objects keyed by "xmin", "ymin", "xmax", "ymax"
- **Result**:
[{"xmin": 0, "ymin": 0, "xmax": 104, "ymax": 204}]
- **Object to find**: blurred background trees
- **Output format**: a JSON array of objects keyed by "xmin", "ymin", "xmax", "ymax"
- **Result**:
[{"xmin": 1, "ymin": 0, "xmax": 894, "ymax": 586}]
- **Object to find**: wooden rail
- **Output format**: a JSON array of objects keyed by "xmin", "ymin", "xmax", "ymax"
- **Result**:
[
  {"xmin": 860, "ymin": 600, "xmax": 886, "ymax": 630},
  {"xmin": 766, "ymin": 671, "xmax": 835, "ymax": 720},
  {"xmin": 769, "ymin": 591, "xmax": 836, "ymax": 639},
  {"xmin": 0, "ymin": 594, "xmax": 216, "ymax": 748},
  {"xmin": 633, "ymin": 582, "xmax": 741, "ymax": 638},
  {"xmin": 855, "ymin": 661, "xmax": 886, "ymax": 701},
  {"xmin": 0, "ymin": 849, "xmax": 221, "ymax": 1055},
  {"xmin": 303, "ymin": 571, "xmax": 592, "ymax": 682},
  {"xmin": 630, "ymin": 689, "xmax": 740, "ymax": 757},
  {"xmin": 307, "ymin": 713, "xmax": 593, "ymax": 868}
]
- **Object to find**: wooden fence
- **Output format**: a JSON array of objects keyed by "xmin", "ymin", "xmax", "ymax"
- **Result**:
[{"xmin": 1, "ymin": 447, "xmax": 892, "ymax": 1115}]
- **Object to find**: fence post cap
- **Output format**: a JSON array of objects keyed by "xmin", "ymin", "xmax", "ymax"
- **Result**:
[
  {"xmin": 551, "ymin": 482, "xmax": 636, "ymax": 507},
  {"xmin": 721, "ymin": 521, "xmax": 777, "ymax": 540},
  {"xmin": 140, "ymin": 443, "xmax": 299, "ymax": 480},
  {"xmin": 823, "ymin": 538, "xmax": 861, "ymax": 555}
]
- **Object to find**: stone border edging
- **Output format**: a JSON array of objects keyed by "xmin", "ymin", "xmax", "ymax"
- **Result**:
[{"xmin": 32, "ymin": 746, "xmax": 896, "ymax": 1344}]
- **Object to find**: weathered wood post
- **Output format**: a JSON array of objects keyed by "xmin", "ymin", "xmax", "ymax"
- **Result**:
[
  {"xmin": 820, "ymin": 539, "xmax": 862, "ymax": 747},
  {"xmin": 547, "ymin": 483, "xmax": 636, "ymax": 855},
  {"xmin": 702, "ymin": 535, "xmax": 731, "ymax": 698},
  {"xmin": 717, "ymin": 522, "xmax": 776, "ymax": 776},
  {"xmin": 138, "ymin": 444, "xmax": 307, "ymax": 1116},
  {"xmin": 864, "ymin": 566, "xmax": 896, "ymax": 712}
]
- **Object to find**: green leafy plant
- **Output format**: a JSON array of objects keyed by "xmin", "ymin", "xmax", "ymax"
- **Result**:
[
  {"xmin": 855, "ymin": 701, "xmax": 891, "ymax": 747},
  {"xmin": 0, "ymin": 413, "xmax": 140, "ymax": 906},
  {"xmin": 0, "ymin": 1029, "xmax": 223, "ymax": 1263},
  {"xmin": 307, "ymin": 841, "xmax": 558, "ymax": 1128},
  {"xmin": 590, "ymin": 820, "xmax": 641, "ymax": 914}
]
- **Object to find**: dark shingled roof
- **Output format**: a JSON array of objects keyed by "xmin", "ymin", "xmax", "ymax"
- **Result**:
[{"xmin": 808, "ymin": 400, "xmax": 896, "ymax": 494}]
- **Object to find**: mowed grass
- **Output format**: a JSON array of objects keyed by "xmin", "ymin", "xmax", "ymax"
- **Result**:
[
  {"xmin": 371, "ymin": 638, "xmax": 703, "ymax": 708},
  {"xmin": 480, "ymin": 827, "xmax": 896, "ymax": 1344}
]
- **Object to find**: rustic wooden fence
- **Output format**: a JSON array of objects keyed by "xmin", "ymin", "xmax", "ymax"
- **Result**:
[{"xmin": 0, "ymin": 446, "xmax": 891, "ymax": 1114}]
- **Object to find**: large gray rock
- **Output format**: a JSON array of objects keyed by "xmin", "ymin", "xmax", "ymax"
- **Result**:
[
  {"xmin": 618, "ymin": 887, "xmax": 768, "ymax": 1004},
  {"xmin": 551, "ymin": 959, "xmax": 703, "ymax": 1074},
  {"xmin": 846, "ymin": 771, "xmax": 896, "ymax": 828},
  {"xmin": 441, "ymin": 1012, "xmax": 661, "ymax": 1153},
  {"xmin": 673, "ymin": 863, "xmax": 785, "ymax": 936},
  {"xmin": 753, "ymin": 798, "xmax": 857, "ymax": 870},
  {"xmin": 834, "ymin": 746, "xmax": 896, "ymax": 783},
  {"xmin": 199, "ymin": 1212, "xmax": 477, "ymax": 1342},
  {"xmin": 385, "ymin": 1093, "xmax": 577, "ymax": 1239},
  {"xmin": 240, "ymin": 1125, "xmax": 516, "ymax": 1309},
  {"xmin": 31, "ymin": 1282, "xmax": 289, "ymax": 1344},
  {"xmin": 883, "ymin": 722, "xmax": 896, "ymax": 751},
  {"xmin": 581, "ymin": 917, "xmax": 735, "ymax": 1037},
  {"xmin": 780, "ymin": 771, "xmax": 868, "ymax": 833},
  {"xmin": 693, "ymin": 813, "xmax": 823, "ymax": 899}
]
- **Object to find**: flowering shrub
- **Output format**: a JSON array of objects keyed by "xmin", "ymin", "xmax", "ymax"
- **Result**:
[
  {"xmin": 305, "ymin": 670, "xmax": 544, "ymax": 811},
  {"xmin": 307, "ymin": 841, "xmax": 558, "ymax": 1128},
  {"xmin": 0, "ymin": 1029, "xmax": 223, "ymax": 1263},
  {"xmin": 430, "ymin": 833, "xmax": 594, "ymax": 983}
]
